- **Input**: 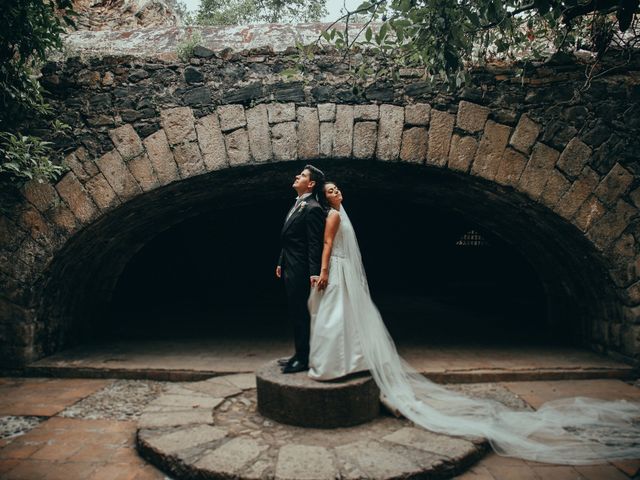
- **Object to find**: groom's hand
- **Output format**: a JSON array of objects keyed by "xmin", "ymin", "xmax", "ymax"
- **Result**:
[{"xmin": 275, "ymin": 266, "xmax": 282, "ymax": 278}]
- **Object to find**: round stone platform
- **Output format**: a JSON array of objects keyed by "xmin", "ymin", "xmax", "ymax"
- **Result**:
[
  {"xmin": 256, "ymin": 360, "xmax": 380, "ymax": 428},
  {"xmin": 136, "ymin": 372, "xmax": 493, "ymax": 480}
]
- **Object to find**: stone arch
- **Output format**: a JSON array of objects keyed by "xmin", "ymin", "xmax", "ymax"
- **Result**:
[{"xmin": 1, "ymin": 100, "xmax": 638, "ymax": 367}]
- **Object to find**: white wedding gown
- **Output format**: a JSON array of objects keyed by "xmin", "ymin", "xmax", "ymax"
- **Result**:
[{"xmin": 307, "ymin": 205, "xmax": 640, "ymax": 465}]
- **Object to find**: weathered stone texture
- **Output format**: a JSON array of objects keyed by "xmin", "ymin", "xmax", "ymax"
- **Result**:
[
  {"xmin": 127, "ymin": 153, "xmax": 160, "ymax": 191},
  {"xmin": 319, "ymin": 122, "xmax": 334, "ymax": 157},
  {"xmin": 64, "ymin": 150, "xmax": 91, "ymax": 181},
  {"xmin": 333, "ymin": 105, "xmax": 354, "ymax": 158},
  {"xmin": 595, "ymin": 163, "xmax": 633, "ymax": 206},
  {"xmin": 172, "ymin": 141, "xmax": 205, "ymax": 177},
  {"xmin": 143, "ymin": 130, "xmax": 180, "ymax": 184},
  {"xmin": 267, "ymin": 103, "xmax": 295, "ymax": 123},
  {"xmin": 160, "ymin": 107, "xmax": 196, "ymax": 145},
  {"xmin": 557, "ymin": 137, "xmax": 592, "ymax": 177},
  {"xmin": 353, "ymin": 122, "xmax": 377, "ymax": 159},
  {"xmin": 471, "ymin": 121, "xmax": 511, "ymax": 181},
  {"xmin": 456, "ymin": 101, "xmax": 490, "ymax": 133},
  {"xmin": 84, "ymin": 173, "xmax": 120, "ymax": 211},
  {"xmin": 318, "ymin": 103, "xmax": 336, "ymax": 122},
  {"xmin": 587, "ymin": 200, "xmax": 637, "ymax": 250},
  {"xmin": 555, "ymin": 167, "xmax": 600, "ymax": 220},
  {"xmin": 297, "ymin": 107, "xmax": 320, "ymax": 160},
  {"xmin": 376, "ymin": 105, "xmax": 404, "ymax": 161},
  {"xmin": 108, "ymin": 124, "xmax": 144, "ymax": 161},
  {"xmin": 18, "ymin": 207, "xmax": 51, "ymax": 245},
  {"xmin": 245, "ymin": 105, "xmax": 272, "ymax": 163},
  {"xmin": 218, "ymin": 104, "xmax": 247, "ymax": 132},
  {"xmin": 271, "ymin": 122, "xmax": 297, "ymax": 161},
  {"xmin": 427, "ymin": 109, "xmax": 455, "ymax": 167},
  {"xmin": 196, "ymin": 113, "xmax": 229, "ymax": 170},
  {"xmin": 518, "ymin": 143, "xmax": 560, "ymax": 200},
  {"xmin": 540, "ymin": 168, "xmax": 571, "ymax": 209},
  {"xmin": 196, "ymin": 438, "xmax": 267, "ymax": 476},
  {"xmin": 96, "ymin": 149, "xmax": 143, "ymax": 200},
  {"xmin": 448, "ymin": 135, "xmax": 478, "ymax": 173},
  {"xmin": 275, "ymin": 444, "xmax": 337, "ymax": 480},
  {"xmin": 573, "ymin": 195, "xmax": 606, "ymax": 232},
  {"xmin": 404, "ymin": 103, "xmax": 431, "ymax": 126},
  {"xmin": 400, "ymin": 127, "xmax": 428, "ymax": 163},
  {"xmin": 509, "ymin": 114, "xmax": 540, "ymax": 154},
  {"xmin": 22, "ymin": 181, "xmax": 58, "ymax": 213},
  {"xmin": 54, "ymin": 172, "xmax": 98, "ymax": 223},
  {"xmin": 354, "ymin": 104, "xmax": 379, "ymax": 121},
  {"xmin": 47, "ymin": 204, "xmax": 78, "ymax": 235},
  {"xmin": 495, "ymin": 147, "xmax": 527, "ymax": 187}
]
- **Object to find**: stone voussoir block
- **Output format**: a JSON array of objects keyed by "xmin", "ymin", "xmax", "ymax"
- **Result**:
[
  {"xmin": 495, "ymin": 147, "xmax": 527, "ymax": 187},
  {"xmin": 143, "ymin": 129, "xmax": 181, "ymax": 185},
  {"xmin": 400, "ymin": 127, "xmax": 428, "ymax": 164},
  {"xmin": 594, "ymin": 163, "xmax": 634, "ymax": 207},
  {"xmin": 128, "ymin": 153, "xmax": 160, "ymax": 192},
  {"xmin": 587, "ymin": 199, "xmax": 637, "ymax": 251},
  {"xmin": 196, "ymin": 113, "xmax": 229, "ymax": 170},
  {"xmin": 173, "ymin": 141, "xmax": 206, "ymax": 177},
  {"xmin": 271, "ymin": 122, "xmax": 297, "ymax": 161},
  {"xmin": 160, "ymin": 106, "xmax": 197, "ymax": 145},
  {"xmin": 517, "ymin": 142, "xmax": 560, "ymax": 201},
  {"xmin": 297, "ymin": 107, "xmax": 320, "ymax": 160},
  {"xmin": 55, "ymin": 171, "xmax": 98, "ymax": 223},
  {"xmin": 540, "ymin": 168, "xmax": 570, "ymax": 209},
  {"xmin": 108, "ymin": 124, "xmax": 144, "ymax": 161},
  {"xmin": 95, "ymin": 149, "xmax": 143, "ymax": 200},
  {"xmin": 509, "ymin": 114, "xmax": 540, "ymax": 154},
  {"xmin": 456, "ymin": 100, "xmax": 490, "ymax": 133},
  {"xmin": 376, "ymin": 104, "xmax": 404, "ymax": 161},
  {"xmin": 555, "ymin": 167, "xmax": 600, "ymax": 220},
  {"xmin": 557, "ymin": 137, "xmax": 592, "ymax": 177},
  {"xmin": 427, "ymin": 109, "xmax": 455, "ymax": 167},
  {"xmin": 448, "ymin": 135, "xmax": 478, "ymax": 173},
  {"xmin": 318, "ymin": 103, "xmax": 336, "ymax": 122},
  {"xmin": 319, "ymin": 122, "xmax": 334, "ymax": 158},
  {"xmin": 245, "ymin": 105, "xmax": 272, "ymax": 163},
  {"xmin": 218, "ymin": 104, "xmax": 247, "ymax": 132},
  {"xmin": 267, "ymin": 103, "xmax": 296, "ymax": 124},
  {"xmin": 353, "ymin": 121, "xmax": 377, "ymax": 160},
  {"xmin": 333, "ymin": 105, "xmax": 354, "ymax": 158},
  {"xmin": 224, "ymin": 128, "xmax": 251, "ymax": 166},
  {"xmin": 573, "ymin": 195, "xmax": 606, "ymax": 232},
  {"xmin": 404, "ymin": 103, "xmax": 431, "ymax": 126},
  {"xmin": 354, "ymin": 104, "xmax": 379, "ymax": 121},
  {"xmin": 21, "ymin": 180, "xmax": 59, "ymax": 213},
  {"xmin": 84, "ymin": 173, "xmax": 121, "ymax": 212},
  {"xmin": 470, "ymin": 121, "xmax": 511, "ymax": 181}
]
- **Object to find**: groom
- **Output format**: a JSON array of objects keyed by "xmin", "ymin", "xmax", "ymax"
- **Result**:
[{"xmin": 276, "ymin": 165, "xmax": 325, "ymax": 374}]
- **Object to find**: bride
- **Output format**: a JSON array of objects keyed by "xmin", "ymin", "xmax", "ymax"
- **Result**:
[{"xmin": 307, "ymin": 181, "xmax": 640, "ymax": 465}]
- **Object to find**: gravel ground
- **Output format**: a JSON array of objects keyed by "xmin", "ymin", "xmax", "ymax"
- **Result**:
[
  {"xmin": 0, "ymin": 416, "xmax": 46, "ymax": 441},
  {"xmin": 60, "ymin": 379, "xmax": 168, "ymax": 420}
]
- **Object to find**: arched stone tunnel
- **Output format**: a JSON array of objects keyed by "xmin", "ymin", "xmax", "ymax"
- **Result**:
[{"xmin": 2, "ymin": 97, "xmax": 638, "ymax": 368}]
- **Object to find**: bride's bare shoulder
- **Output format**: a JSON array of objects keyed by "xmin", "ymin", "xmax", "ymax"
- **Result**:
[{"xmin": 327, "ymin": 208, "xmax": 341, "ymax": 224}]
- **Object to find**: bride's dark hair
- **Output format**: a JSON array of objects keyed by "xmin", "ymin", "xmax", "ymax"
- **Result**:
[{"xmin": 317, "ymin": 180, "xmax": 337, "ymax": 213}]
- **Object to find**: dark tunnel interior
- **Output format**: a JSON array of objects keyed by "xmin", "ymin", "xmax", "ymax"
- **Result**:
[{"xmin": 108, "ymin": 192, "xmax": 552, "ymax": 346}]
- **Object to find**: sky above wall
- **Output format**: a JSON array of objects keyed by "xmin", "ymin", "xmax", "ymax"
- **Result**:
[{"xmin": 180, "ymin": 0, "xmax": 360, "ymax": 22}]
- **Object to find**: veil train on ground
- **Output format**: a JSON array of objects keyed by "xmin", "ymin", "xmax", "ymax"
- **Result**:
[{"xmin": 332, "ymin": 205, "xmax": 640, "ymax": 465}]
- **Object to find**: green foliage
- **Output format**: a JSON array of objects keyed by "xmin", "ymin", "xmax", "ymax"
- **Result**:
[
  {"xmin": 176, "ymin": 30, "xmax": 203, "ymax": 61},
  {"xmin": 195, "ymin": 0, "xmax": 327, "ymax": 25},
  {"xmin": 322, "ymin": 0, "xmax": 640, "ymax": 90},
  {"xmin": 0, "ymin": 132, "xmax": 66, "ymax": 186},
  {"xmin": 0, "ymin": 0, "xmax": 75, "ymax": 187}
]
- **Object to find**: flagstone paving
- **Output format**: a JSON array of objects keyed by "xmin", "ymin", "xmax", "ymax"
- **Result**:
[{"xmin": 0, "ymin": 375, "xmax": 638, "ymax": 479}]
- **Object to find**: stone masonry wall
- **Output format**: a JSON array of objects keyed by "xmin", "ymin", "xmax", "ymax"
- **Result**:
[{"xmin": 1, "ymin": 28, "xmax": 640, "ymax": 368}]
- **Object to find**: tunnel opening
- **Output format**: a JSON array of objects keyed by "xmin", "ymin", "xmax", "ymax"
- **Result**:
[
  {"xmin": 36, "ymin": 160, "xmax": 618, "ymax": 359},
  {"xmin": 107, "ymin": 196, "xmax": 549, "ymax": 346}
]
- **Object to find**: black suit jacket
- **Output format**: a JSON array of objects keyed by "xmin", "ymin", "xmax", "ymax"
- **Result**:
[{"xmin": 279, "ymin": 196, "xmax": 325, "ymax": 280}]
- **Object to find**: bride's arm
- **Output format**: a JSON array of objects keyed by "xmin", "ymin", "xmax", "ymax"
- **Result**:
[{"xmin": 317, "ymin": 211, "xmax": 340, "ymax": 291}]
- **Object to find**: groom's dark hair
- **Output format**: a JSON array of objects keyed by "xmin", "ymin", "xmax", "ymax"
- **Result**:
[{"xmin": 305, "ymin": 164, "xmax": 325, "ymax": 195}]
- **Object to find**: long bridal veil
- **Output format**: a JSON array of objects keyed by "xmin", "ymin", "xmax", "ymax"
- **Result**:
[{"xmin": 337, "ymin": 205, "xmax": 640, "ymax": 465}]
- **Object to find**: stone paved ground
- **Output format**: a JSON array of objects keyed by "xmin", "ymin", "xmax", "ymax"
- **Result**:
[{"xmin": 0, "ymin": 376, "xmax": 638, "ymax": 479}]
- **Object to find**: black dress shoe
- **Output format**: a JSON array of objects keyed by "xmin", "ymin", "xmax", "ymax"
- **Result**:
[
  {"xmin": 281, "ymin": 359, "xmax": 309, "ymax": 374},
  {"xmin": 277, "ymin": 356, "xmax": 296, "ymax": 367}
]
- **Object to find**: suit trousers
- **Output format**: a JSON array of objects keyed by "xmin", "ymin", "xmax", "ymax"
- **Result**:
[{"xmin": 283, "ymin": 270, "xmax": 311, "ymax": 364}]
